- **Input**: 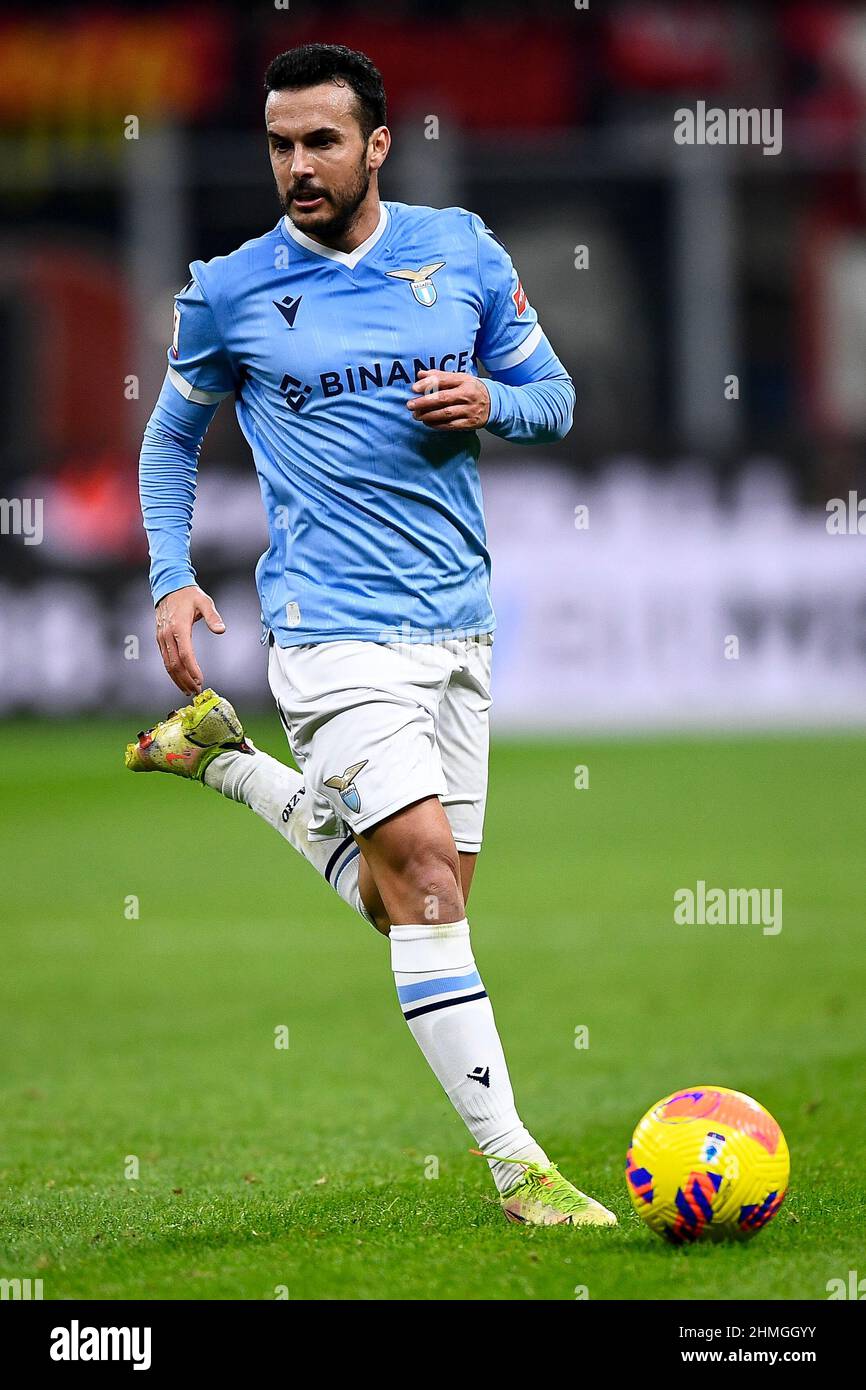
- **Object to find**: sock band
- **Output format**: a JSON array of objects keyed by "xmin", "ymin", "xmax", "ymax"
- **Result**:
[
  {"xmin": 396, "ymin": 968, "xmax": 482, "ymax": 1006},
  {"xmin": 402, "ymin": 989, "xmax": 488, "ymax": 1022},
  {"xmin": 396, "ymin": 966, "xmax": 487, "ymax": 1020},
  {"xmin": 389, "ymin": 918, "xmax": 474, "ymax": 973}
]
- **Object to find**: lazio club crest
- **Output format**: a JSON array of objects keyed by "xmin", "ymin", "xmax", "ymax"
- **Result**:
[
  {"xmin": 385, "ymin": 261, "xmax": 446, "ymax": 306},
  {"xmin": 324, "ymin": 760, "xmax": 368, "ymax": 813}
]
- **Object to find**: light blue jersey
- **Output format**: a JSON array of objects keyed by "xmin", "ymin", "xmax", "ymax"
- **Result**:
[{"xmin": 140, "ymin": 200, "xmax": 574, "ymax": 645}]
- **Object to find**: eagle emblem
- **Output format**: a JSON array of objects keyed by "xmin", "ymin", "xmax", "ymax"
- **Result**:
[
  {"xmin": 323, "ymin": 760, "xmax": 369, "ymax": 813},
  {"xmin": 385, "ymin": 261, "xmax": 446, "ymax": 306}
]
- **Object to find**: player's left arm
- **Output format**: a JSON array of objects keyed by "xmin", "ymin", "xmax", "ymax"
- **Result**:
[{"xmin": 406, "ymin": 213, "xmax": 575, "ymax": 443}]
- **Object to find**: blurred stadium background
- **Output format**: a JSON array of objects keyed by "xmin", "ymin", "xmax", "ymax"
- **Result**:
[
  {"xmin": 2, "ymin": 1, "xmax": 866, "ymax": 1301},
  {"xmin": 2, "ymin": 0, "xmax": 864, "ymax": 727}
]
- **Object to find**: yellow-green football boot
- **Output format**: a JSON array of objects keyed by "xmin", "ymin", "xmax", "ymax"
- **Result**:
[
  {"xmin": 124, "ymin": 689, "xmax": 251, "ymax": 781},
  {"xmin": 474, "ymin": 1151, "xmax": 618, "ymax": 1227}
]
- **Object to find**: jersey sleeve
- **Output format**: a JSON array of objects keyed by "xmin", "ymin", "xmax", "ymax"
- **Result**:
[
  {"xmin": 470, "ymin": 214, "xmax": 543, "ymax": 374},
  {"xmin": 165, "ymin": 267, "xmax": 236, "ymax": 405}
]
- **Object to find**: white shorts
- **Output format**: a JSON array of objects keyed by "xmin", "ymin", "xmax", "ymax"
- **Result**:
[{"xmin": 267, "ymin": 634, "xmax": 493, "ymax": 853}]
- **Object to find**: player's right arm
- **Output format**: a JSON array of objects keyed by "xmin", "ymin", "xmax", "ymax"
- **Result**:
[{"xmin": 139, "ymin": 271, "xmax": 236, "ymax": 695}]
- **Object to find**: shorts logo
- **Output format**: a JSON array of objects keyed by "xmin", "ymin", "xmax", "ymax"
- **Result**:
[
  {"xmin": 385, "ymin": 261, "xmax": 446, "ymax": 307},
  {"xmin": 324, "ymin": 759, "xmax": 368, "ymax": 813}
]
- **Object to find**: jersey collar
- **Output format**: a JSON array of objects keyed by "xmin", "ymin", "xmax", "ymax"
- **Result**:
[{"xmin": 281, "ymin": 202, "xmax": 389, "ymax": 268}]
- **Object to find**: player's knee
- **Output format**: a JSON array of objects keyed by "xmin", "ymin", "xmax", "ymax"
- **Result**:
[{"xmin": 402, "ymin": 842, "xmax": 464, "ymax": 921}]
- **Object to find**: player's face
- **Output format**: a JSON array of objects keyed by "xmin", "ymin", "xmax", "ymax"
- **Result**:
[{"xmin": 266, "ymin": 84, "xmax": 376, "ymax": 240}]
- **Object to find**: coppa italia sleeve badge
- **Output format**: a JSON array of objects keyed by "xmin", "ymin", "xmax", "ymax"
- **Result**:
[
  {"xmin": 512, "ymin": 280, "xmax": 528, "ymax": 316},
  {"xmin": 170, "ymin": 303, "xmax": 181, "ymax": 359}
]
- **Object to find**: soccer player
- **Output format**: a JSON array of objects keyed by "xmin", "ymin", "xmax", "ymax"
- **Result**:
[{"xmin": 126, "ymin": 43, "xmax": 616, "ymax": 1228}]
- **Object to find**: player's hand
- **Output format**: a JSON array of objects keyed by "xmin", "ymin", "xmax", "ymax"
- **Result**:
[
  {"xmin": 154, "ymin": 585, "xmax": 225, "ymax": 696},
  {"xmin": 407, "ymin": 370, "xmax": 491, "ymax": 431}
]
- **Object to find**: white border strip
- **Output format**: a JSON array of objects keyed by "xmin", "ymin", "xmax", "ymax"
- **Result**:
[
  {"xmin": 479, "ymin": 322, "xmax": 544, "ymax": 373},
  {"xmin": 167, "ymin": 365, "xmax": 232, "ymax": 406}
]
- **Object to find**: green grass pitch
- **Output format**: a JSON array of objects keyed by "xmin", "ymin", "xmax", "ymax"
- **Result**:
[{"xmin": 1, "ymin": 720, "xmax": 864, "ymax": 1300}]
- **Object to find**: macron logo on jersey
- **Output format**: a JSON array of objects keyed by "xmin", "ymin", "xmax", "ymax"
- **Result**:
[{"xmin": 274, "ymin": 295, "xmax": 303, "ymax": 328}]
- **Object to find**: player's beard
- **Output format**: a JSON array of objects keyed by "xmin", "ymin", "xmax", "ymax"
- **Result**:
[{"xmin": 280, "ymin": 157, "xmax": 371, "ymax": 243}]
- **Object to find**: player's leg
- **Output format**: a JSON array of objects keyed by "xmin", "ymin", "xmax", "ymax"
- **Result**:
[
  {"xmin": 201, "ymin": 732, "xmax": 377, "ymax": 924},
  {"xmin": 354, "ymin": 790, "xmax": 614, "ymax": 1223},
  {"xmin": 124, "ymin": 642, "xmax": 477, "ymax": 934},
  {"xmin": 388, "ymin": 636, "xmax": 615, "ymax": 1225},
  {"xmin": 125, "ymin": 686, "xmax": 378, "ymax": 925},
  {"xmin": 351, "ymin": 792, "xmax": 552, "ymax": 1198},
  {"xmin": 362, "ymin": 640, "xmax": 549, "ymax": 1198}
]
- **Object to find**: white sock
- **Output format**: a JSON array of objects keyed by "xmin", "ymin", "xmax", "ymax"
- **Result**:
[
  {"xmin": 203, "ymin": 744, "xmax": 374, "ymax": 925},
  {"xmin": 391, "ymin": 918, "xmax": 548, "ymax": 1194}
]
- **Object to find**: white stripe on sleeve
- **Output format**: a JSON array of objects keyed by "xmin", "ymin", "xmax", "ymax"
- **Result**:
[
  {"xmin": 478, "ymin": 322, "xmax": 544, "ymax": 374},
  {"xmin": 167, "ymin": 364, "xmax": 232, "ymax": 406}
]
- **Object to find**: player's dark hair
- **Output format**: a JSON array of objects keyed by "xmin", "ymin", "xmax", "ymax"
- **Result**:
[{"xmin": 264, "ymin": 44, "xmax": 387, "ymax": 145}]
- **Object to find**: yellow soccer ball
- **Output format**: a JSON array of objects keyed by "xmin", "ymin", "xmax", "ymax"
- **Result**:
[{"xmin": 625, "ymin": 1085, "xmax": 790, "ymax": 1243}]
